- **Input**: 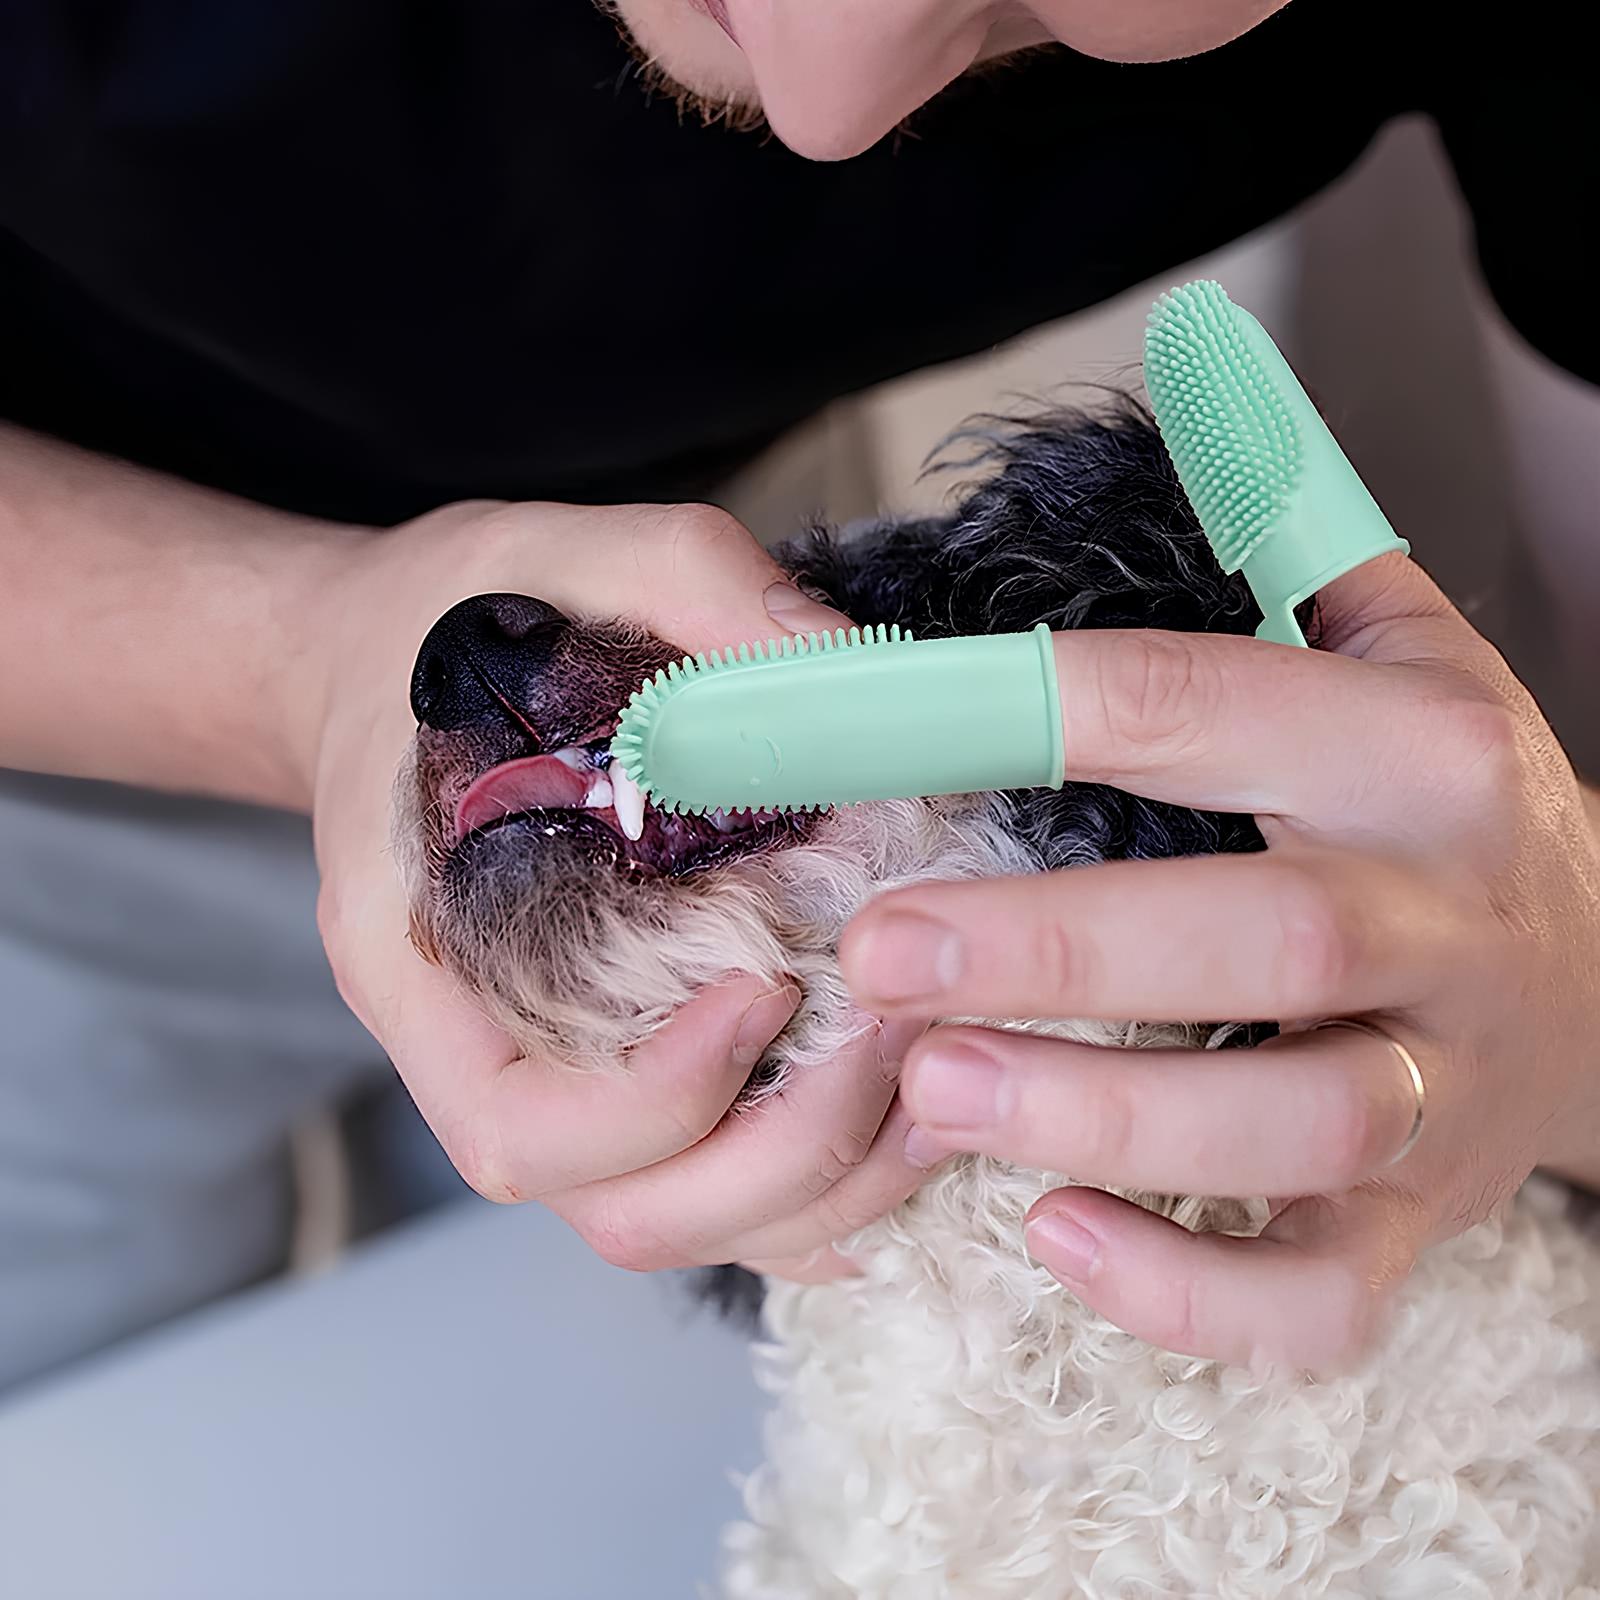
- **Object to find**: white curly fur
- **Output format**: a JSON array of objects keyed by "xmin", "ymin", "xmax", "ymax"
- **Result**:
[
  {"xmin": 727, "ymin": 1171, "xmax": 1600, "ymax": 1599},
  {"xmin": 400, "ymin": 776, "xmax": 1600, "ymax": 1598},
  {"xmin": 700, "ymin": 802, "xmax": 1600, "ymax": 1599}
]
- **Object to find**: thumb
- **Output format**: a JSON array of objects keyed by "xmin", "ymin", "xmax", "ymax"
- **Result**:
[
  {"xmin": 609, "ymin": 501, "xmax": 854, "ymax": 656},
  {"xmin": 1312, "ymin": 551, "xmax": 1460, "ymax": 658}
]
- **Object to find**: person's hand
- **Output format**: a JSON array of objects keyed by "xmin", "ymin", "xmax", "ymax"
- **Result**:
[
  {"xmin": 841, "ymin": 554, "xmax": 1600, "ymax": 1371},
  {"xmin": 310, "ymin": 498, "xmax": 927, "ymax": 1277}
]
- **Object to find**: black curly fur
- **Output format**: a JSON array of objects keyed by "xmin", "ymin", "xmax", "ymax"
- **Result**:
[
  {"xmin": 787, "ymin": 401, "xmax": 1278, "ymax": 872},
  {"xmin": 693, "ymin": 404, "xmax": 1285, "ymax": 1330}
]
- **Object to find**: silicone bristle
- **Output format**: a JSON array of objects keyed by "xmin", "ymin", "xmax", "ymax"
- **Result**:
[
  {"xmin": 609, "ymin": 622, "xmax": 911, "ymax": 814},
  {"xmin": 1144, "ymin": 280, "xmax": 1300, "ymax": 572}
]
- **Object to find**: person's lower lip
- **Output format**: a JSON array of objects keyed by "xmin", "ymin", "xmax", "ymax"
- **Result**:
[{"xmin": 699, "ymin": 0, "xmax": 737, "ymax": 42}]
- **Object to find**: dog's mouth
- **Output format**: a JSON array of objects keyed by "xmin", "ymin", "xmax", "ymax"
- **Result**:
[{"xmin": 452, "ymin": 727, "xmax": 799, "ymax": 877}]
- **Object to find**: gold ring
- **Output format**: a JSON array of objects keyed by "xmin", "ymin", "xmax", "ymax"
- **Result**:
[{"xmin": 1314, "ymin": 1019, "xmax": 1426, "ymax": 1166}]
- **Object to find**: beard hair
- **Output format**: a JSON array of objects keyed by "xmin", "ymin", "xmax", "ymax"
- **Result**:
[{"xmin": 594, "ymin": 1, "xmax": 772, "ymax": 135}]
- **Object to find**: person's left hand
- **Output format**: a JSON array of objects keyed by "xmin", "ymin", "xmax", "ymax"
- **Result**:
[
  {"xmin": 309, "ymin": 495, "xmax": 926, "ymax": 1287},
  {"xmin": 840, "ymin": 554, "xmax": 1600, "ymax": 1371}
]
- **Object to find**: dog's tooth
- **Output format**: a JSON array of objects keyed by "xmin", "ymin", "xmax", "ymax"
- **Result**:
[
  {"xmin": 584, "ymin": 778, "xmax": 614, "ymax": 809},
  {"xmin": 610, "ymin": 762, "xmax": 647, "ymax": 842},
  {"xmin": 551, "ymin": 747, "xmax": 590, "ymax": 773}
]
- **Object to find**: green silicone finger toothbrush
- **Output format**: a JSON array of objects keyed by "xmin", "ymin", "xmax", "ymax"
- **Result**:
[
  {"xmin": 1143, "ymin": 278, "xmax": 1409, "ymax": 647},
  {"xmin": 607, "ymin": 279, "xmax": 1409, "ymax": 818}
]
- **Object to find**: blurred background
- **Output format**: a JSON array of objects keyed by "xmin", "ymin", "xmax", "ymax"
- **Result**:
[{"xmin": 2, "ymin": 116, "xmax": 1589, "ymax": 1599}]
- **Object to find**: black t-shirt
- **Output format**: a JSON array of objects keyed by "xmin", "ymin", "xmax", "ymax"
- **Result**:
[{"xmin": 0, "ymin": 2, "xmax": 1590, "ymax": 524}]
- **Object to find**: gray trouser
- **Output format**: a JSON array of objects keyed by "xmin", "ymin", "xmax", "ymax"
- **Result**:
[{"xmin": 0, "ymin": 770, "xmax": 452, "ymax": 1393}]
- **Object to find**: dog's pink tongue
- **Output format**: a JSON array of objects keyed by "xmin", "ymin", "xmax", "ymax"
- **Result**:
[{"xmin": 455, "ymin": 755, "xmax": 596, "ymax": 842}]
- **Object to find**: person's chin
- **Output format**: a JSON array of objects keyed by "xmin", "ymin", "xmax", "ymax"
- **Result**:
[{"xmin": 1049, "ymin": 0, "xmax": 1292, "ymax": 64}]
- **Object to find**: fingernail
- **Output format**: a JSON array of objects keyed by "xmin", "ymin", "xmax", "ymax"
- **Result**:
[
  {"xmin": 1026, "ymin": 1211, "xmax": 1100, "ymax": 1286},
  {"xmin": 910, "ymin": 1041, "xmax": 1003, "ymax": 1130},
  {"xmin": 853, "ymin": 912, "xmax": 964, "ymax": 1002},
  {"xmin": 764, "ymin": 581, "xmax": 849, "ymax": 635},
  {"xmin": 903, "ymin": 1126, "xmax": 950, "ymax": 1169},
  {"xmin": 734, "ymin": 984, "xmax": 801, "ymax": 1068}
]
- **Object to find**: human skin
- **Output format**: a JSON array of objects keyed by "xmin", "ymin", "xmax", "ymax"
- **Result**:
[
  {"xmin": 604, "ymin": 0, "xmax": 1600, "ymax": 1366},
  {"xmin": 8, "ymin": 408, "xmax": 1600, "ymax": 1370},
  {"xmin": 840, "ymin": 555, "xmax": 1600, "ymax": 1369},
  {"xmin": 0, "ymin": 422, "xmax": 932, "ymax": 1274},
  {"xmin": 8, "ymin": 1, "xmax": 1599, "ymax": 1356},
  {"xmin": 607, "ymin": 0, "xmax": 1292, "ymax": 160}
]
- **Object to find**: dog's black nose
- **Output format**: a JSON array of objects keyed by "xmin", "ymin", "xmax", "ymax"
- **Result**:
[{"xmin": 410, "ymin": 594, "xmax": 569, "ymax": 734}]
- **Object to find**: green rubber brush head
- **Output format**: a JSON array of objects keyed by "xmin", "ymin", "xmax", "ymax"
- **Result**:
[
  {"xmin": 609, "ymin": 622, "xmax": 1065, "ymax": 817},
  {"xmin": 1144, "ymin": 279, "xmax": 1300, "ymax": 574},
  {"xmin": 1144, "ymin": 279, "xmax": 1408, "ymax": 647}
]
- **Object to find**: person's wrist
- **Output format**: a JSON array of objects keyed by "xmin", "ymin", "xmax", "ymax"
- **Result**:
[{"xmin": 271, "ymin": 519, "xmax": 383, "ymax": 812}]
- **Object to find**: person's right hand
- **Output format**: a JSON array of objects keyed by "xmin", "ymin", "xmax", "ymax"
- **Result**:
[{"xmin": 307, "ymin": 498, "xmax": 928, "ymax": 1279}]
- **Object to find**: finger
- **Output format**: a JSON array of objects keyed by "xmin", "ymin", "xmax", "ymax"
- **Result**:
[
  {"xmin": 320, "ymin": 865, "xmax": 526, "ymax": 1155},
  {"xmin": 416, "ymin": 974, "xmax": 800, "ymax": 1203},
  {"xmin": 841, "ymin": 848, "xmax": 1471, "ymax": 1023},
  {"xmin": 1312, "ymin": 554, "xmax": 1535, "ymax": 722},
  {"xmin": 550, "ymin": 1016, "xmax": 920, "ymax": 1272},
  {"xmin": 717, "ymin": 1090, "xmax": 928, "ymax": 1267},
  {"xmin": 1311, "ymin": 550, "xmax": 1462, "ymax": 658},
  {"xmin": 530, "ymin": 501, "xmax": 853, "ymax": 655},
  {"xmin": 1022, "ymin": 1181, "xmax": 1429, "ymax": 1371},
  {"xmin": 901, "ymin": 1022, "xmax": 1425, "ymax": 1196},
  {"xmin": 1047, "ymin": 593, "xmax": 1499, "ymax": 830}
]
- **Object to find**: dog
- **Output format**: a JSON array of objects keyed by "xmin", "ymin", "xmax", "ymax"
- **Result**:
[{"xmin": 397, "ymin": 405, "xmax": 1600, "ymax": 1597}]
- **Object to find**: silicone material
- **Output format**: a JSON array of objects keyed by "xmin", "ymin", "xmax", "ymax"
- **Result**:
[
  {"xmin": 1144, "ymin": 280, "xmax": 1410, "ymax": 648},
  {"xmin": 609, "ymin": 622, "xmax": 1064, "ymax": 815},
  {"xmin": 610, "ymin": 283, "xmax": 1407, "ymax": 818}
]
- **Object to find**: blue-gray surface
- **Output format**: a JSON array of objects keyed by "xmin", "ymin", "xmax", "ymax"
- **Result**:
[{"xmin": 0, "ymin": 1198, "xmax": 764, "ymax": 1599}]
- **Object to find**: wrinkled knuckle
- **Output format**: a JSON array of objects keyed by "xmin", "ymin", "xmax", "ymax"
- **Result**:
[
  {"xmin": 814, "ymin": 1183, "xmax": 883, "ymax": 1242},
  {"xmin": 1078, "ymin": 1077, "xmax": 1135, "ymax": 1178},
  {"xmin": 1438, "ymin": 1160, "xmax": 1514, "ymax": 1233},
  {"xmin": 1272, "ymin": 867, "xmax": 1352, "ymax": 1012},
  {"xmin": 1165, "ymin": 1270, "xmax": 1205, "ymax": 1355},
  {"xmin": 450, "ymin": 1138, "xmax": 524, "ymax": 1207},
  {"xmin": 1029, "ymin": 918, "xmax": 1082, "ymax": 1006},
  {"xmin": 871, "ymin": 1044, "xmax": 905, "ymax": 1094},
  {"xmin": 1441, "ymin": 695, "xmax": 1524, "ymax": 807},
  {"xmin": 583, "ymin": 1195, "xmax": 679, "ymax": 1274},
  {"xmin": 467, "ymin": 501, "xmax": 537, "ymax": 562},
  {"xmin": 801, "ymin": 1128, "xmax": 874, "ymax": 1202},
  {"xmin": 1099, "ymin": 633, "xmax": 1219, "ymax": 761},
  {"xmin": 655, "ymin": 501, "xmax": 748, "ymax": 561},
  {"xmin": 655, "ymin": 1089, "xmax": 716, "ymax": 1154}
]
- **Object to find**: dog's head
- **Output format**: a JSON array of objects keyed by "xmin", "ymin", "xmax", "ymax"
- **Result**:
[{"xmin": 395, "ymin": 405, "xmax": 1271, "ymax": 1097}]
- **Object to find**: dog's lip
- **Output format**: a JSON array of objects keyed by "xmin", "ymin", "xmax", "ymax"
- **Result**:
[
  {"xmin": 454, "ymin": 752, "xmax": 612, "ymax": 844},
  {"xmin": 450, "ymin": 740, "xmax": 807, "ymax": 876}
]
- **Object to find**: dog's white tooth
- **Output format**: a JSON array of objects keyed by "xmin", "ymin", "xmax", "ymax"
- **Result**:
[
  {"xmin": 551, "ymin": 747, "xmax": 590, "ymax": 772},
  {"xmin": 584, "ymin": 778, "xmax": 614, "ymax": 809},
  {"xmin": 611, "ymin": 763, "xmax": 647, "ymax": 842}
]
